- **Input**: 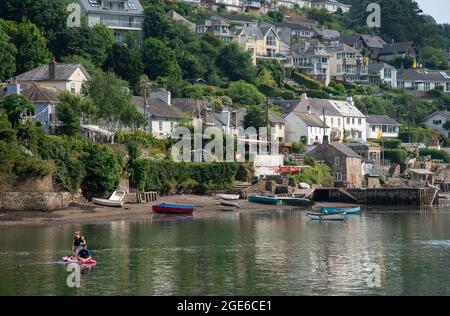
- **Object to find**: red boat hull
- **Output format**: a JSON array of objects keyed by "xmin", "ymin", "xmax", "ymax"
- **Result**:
[{"xmin": 152, "ymin": 205, "xmax": 194, "ymax": 215}]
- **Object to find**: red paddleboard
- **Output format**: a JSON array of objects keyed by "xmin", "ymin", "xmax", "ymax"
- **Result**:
[{"xmin": 62, "ymin": 256, "xmax": 97, "ymax": 265}]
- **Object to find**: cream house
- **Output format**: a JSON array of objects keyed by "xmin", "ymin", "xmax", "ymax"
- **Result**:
[
  {"xmin": 14, "ymin": 59, "xmax": 90, "ymax": 94},
  {"xmin": 311, "ymin": 0, "xmax": 351, "ymax": 13},
  {"xmin": 327, "ymin": 43, "xmax": 369, "ymax": 84}
]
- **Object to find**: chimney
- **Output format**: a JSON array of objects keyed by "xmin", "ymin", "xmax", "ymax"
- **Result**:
[
  {"xmin": 6, "ymin": 78, "xmax": 21, "ymax": 95},
  {"xmin": 346, "ymin": 96, "xmax": 354, "ymax": 106},
  {"xmin": 49, "ymin": 56, "xmax": 56, "ymax": 80},
  {"xmin": 150, "ymin": 86, "xmax": 171, "ymax": 105},
  {"xmin": 301, "ymin": 93, "xmax": 308, "ymax": 101},
  {"xmin": 307, "ymin": 106, "xmax": 311, "ymax": 114}
]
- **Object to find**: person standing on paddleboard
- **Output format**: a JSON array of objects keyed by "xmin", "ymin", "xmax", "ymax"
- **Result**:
[{"xmin": 72, "ymin": 231, "xmax": 87, "ymax": 259}]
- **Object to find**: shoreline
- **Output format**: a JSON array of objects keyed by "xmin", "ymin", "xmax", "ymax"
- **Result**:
[{"xmin": 0, "ymin": 195, "xmax": 339, "ymax": 227}]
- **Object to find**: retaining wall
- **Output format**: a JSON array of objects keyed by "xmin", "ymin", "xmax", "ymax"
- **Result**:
[{"xmin": 0, "ymin": 192, "xmax": 72, "ymax": 211}]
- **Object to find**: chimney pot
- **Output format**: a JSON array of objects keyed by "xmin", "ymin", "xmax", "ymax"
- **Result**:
[{"xmin": 49, "ymin": 57, "xmax": 56, "ymax": 80}]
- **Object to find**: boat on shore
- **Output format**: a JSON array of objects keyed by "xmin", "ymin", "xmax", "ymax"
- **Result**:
[
  {"xmin": 321, "ymin": 207, "xmax": 361, "ymax": 215},
  {"xmin": 92, "ymin": 198, "xmax": 124, "ymax": 208},
  {"xmin": 277, "ymin": 197, "xmax": 314, "ymax": 207},
  {"xmin": 248, "ymin": 195, "xmax": 279, "ymax": 205},
  {"xmin": 220, "ymin": 201, "xmax": 240, "ymax": 208},
  {"xmin": 216, "ymin": 194, "xmax": 240, "ymax": 200},
  {"xmin": 152, "ymin": 203, "xmax": 194, "ymax": 215},
  {"xmin": 218, "ymin": 206, "xmax": 237, "ymax": 212},
  {"xmin": 307, "ymin": 212, "xmax": 346, "ymax": 221}
]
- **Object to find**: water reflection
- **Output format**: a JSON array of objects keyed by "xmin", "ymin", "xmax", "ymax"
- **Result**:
[{"xmin": 1, "ymin": 208, "xmax": 450, "ymax": 295}]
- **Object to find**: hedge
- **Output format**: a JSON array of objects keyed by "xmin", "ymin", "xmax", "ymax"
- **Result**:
[
  {"xmin": 130, "ymin": 160, "xmax": 240, "ymax": 193},
  {"xmin": 374, "ymin": 139, "xmax": 402, "ymax": 149},
  {"xmin": 292, "ymin": 71, "xmax": 322, "ymax": 90},
  {"xmin": 419, "ymin": 149, "xmax": 450, "ymax": 163}
]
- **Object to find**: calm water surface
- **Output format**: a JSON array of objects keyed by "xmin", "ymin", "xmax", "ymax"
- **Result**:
[{"xmin": 1, "ymin": 207, "xmax": 450, "ymax": 295}]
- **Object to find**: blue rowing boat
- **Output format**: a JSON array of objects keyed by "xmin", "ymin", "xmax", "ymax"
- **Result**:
[
  {"xmin": 321, "ymin": 207, "xmax": 361, "ymax": 215},
  {"xmin": 153, "ymin": 203, "xmax": 195, "ymax": 214}
]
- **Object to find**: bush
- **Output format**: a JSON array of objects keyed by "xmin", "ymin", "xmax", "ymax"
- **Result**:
[
  {"xmin": 130, "ymin": 160, "xmax": 240, "ymax": 193},
  {"xmin": 294, "ymin": 163, "xmax": 333, "ymax": 186},
  {"xmin": 375, "ymin": 139, "xmax": 402, "ymax": 149},
  {"xmin": 383, "ymin": 149, "xmax": 408, "ymax": 164},
  {"xmin": 419, "ymin": 149, "xmax": 450, "ymax": 163},
  {"xmin": 292, "ymin": 71, "xmax": 322, "ymax": 90}
]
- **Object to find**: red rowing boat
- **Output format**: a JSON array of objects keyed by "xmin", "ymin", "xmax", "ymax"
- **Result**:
[{"xmin": 152, "ymin": 203, "xmax": 195, "ymax": 215}]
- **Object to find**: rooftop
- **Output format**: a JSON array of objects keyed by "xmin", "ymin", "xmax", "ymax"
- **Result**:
[
  {"xmin": 293, "ymin": 112, "xmax": 328, "ymax": 128},
  {"xmin": 14, "ymin": 63, "xmax": 90, "ymax": 81},
  {"xmin": 134, "ymin": 97, "xmax": 184, "ymax": 119},
  {"xmin": 0, "ymin": 82, "xmax": 61, "ymax": 103},
  {"xmin": 366, "ymin": 115, "xmax": 401, "ymax": 126},
  {"xmin": 397, "ymin": 69, "xmax": 450, "ymax": 82}
]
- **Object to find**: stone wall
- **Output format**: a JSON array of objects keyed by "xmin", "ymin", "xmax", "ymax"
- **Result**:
[{"xmin": 0, "ymin": 192, "xmax": 72, "ymax": 211}]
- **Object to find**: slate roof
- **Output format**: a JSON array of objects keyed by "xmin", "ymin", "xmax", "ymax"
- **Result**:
[
  {"xmin": 328, "ymin": 142, "xmax": 361, "ymax": 158},
  {"xmin": 15, "ymin": 63, "xmax": 90, "ymax": 81},
  {"xmin": 366, "ymin": 115, "xmax": 400, "ymax": 126},
  {"xmin": 79, "ymin": 0, "xmax": 144, "ymax": 15},
  {"xmin": 293, "ymin": 98, "xmax": 343, "ymax": 117},
  {"xmin": 313, "ymin": 28, "xmax": 341, "ymax": 40},
  {"xmin": 379, "ymin": 41, "xmax": 414, "ymax": 56},
  {"xmin": 270, "ymin": 99, "xmax": 301, "ymax": 115},
  {"xmin": 340, "ymin": 35, "xmax": 361, "ymax": 47},
  {"xmin": 368, "ymin": 62, "xmax": 396, "ymax": 74},
  {"xmin": 134, "ymin": 97, "xmax": 184, "ymax": 119},
  {"xmin": 327, "ymin": 43, "xmax": 361, "ymax": 53},
  {"xmin": 216, "ymin": 13, "xmax": 259, "ymax": 23},
  {"xmin": 397, "ymin": 69, "xmax": 450, "ymax": 81},
  {"xmin": 269, "ymin": 112, "xmax": 285, "ymax": 124},
  {"xmin": 328, "ymin": 99, "xmax": 365, "ymax": 118},
  {"xmin": 171, "ymin": 98, "xmax": 210, "ymax": 117},
  {"xmin": 360, "ymin": 34, "xmax": 386, "ymax": 49},
  {"xmin": 293, "ymin": 112, "xmax": 328, "ymax": 128},
  {"xmin": 273, "ymin": 21, "xmax": 314, "ymax": 31},
  {"xmin": 0, "ymin": 82, "xmax": 61, "ymax": 103},
  {"xmin": 426, "ymin": 111, "xmax": 450, "ymax": 120}
]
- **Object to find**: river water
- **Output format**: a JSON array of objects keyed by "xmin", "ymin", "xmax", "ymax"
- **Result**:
[{"xmin": 1, "ymin": 207, "xmax": 450, "ymax": 295}]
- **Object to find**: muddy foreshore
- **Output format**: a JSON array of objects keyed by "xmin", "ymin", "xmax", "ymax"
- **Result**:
[{"xmin": 0, "ymin": 195, "xmax": 352, "ymax": 227}]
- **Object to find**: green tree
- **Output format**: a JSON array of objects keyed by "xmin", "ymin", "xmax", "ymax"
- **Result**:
[
  {"xmin": 256, "ymin": 68, "xmax": 280, "ymax": 97},
  {"xmin": 104, "ymin": 44, "xmax": 144, "ymax": 93},
  {"xmin": 225, "ymin": 81, "xmax": 266, "ymax": 106},
  {"xmin": 217, "ymin": 42, "xmax": 257, "ymax": 82},
  {"xmin": 0, "ymin": 94, "xmax": 34, "ymax": 128},
  {"xmin": 0, "ymin": 27, "xmax": 16, "ymax": 81},
  {"xmin": 244, "ymin": 105, "xmax": 267, "ymax": 129},
  {"xmin": 142, "ymin": 37, "xmax": 182, "ymax": 80},
  {"xmin": 420, "ymin": 47, "xmax": 449, "ymax": 70},
  {"xmin": 56, "ymin": 92, "xmax": 95, "ymax": 136}
]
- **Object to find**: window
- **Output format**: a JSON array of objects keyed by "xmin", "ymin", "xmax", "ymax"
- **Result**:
[
  {"xmin": 352, "ymin": 118, "xmax": 355, "ymax": 125},
  {"xmin": 266, "ymin": 36, "xmax": 276, "ymax": 46},
  {"xmin": 331, "ymin": 118, "xmax": 334, "ymax": 125},
  {"xmin": 358, "ymin": 118, "xmax": 362, "ymax": 125},
  {"xmin": 346, "ymin": 118, "xmax": 350, "ymax": 124},
  {"xmin": 70, "ymin": 82, "xmax": 76, "ymax": 94},
  {"xmin": 334, "ymin": 173, "xmax": 343, "ymax": 182},
  {"xmin": 338, "ymin": 118, "xmax": 341, "ymax": 126},
  {"xmin": 384, "ymin": 68, "xmax": 392, "ymax": 79},
  {"xmin": 159, "ymin": 121, "xmax": 163, "ymax": 131},
  {"xmin": 335, "ymin": 156, "xmax": 340, "ymax": 166}
]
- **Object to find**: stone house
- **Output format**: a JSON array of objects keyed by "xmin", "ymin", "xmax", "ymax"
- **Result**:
[{"xmin": 307, "ymin": 136, "xmax": 363, "ymax": 188}]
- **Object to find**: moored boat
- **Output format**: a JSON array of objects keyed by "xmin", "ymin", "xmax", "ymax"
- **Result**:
[
  {"xmin": 277, "ymin": 197, "xmax": 314, "ymax": 207},
  {"xmin": 218, "ymin": 206, "xmax": 237, "ymax": 212},
  {"xmin": 220, "ymin": 201, "xmax": 240, "ymax": 208},
  {"xmin": 307, "ymin": 212, "xmax": 346, "ymax": 221},
  {"xmin": 321, "ymin": 207, "xmax": 361, "ymax": 215},
  {"xmin": 92, "ymin": 198, "xmax": 124, "ymax": 208},
  {"xmin": 216, "ymin": 194, "xmax": 240, "ymax": 200},
  {"xmin": 152, "ymin": 203, "xmax": 194, "ymax": 215},
  {"xmin": 248, "ymin": 195, "xmax": 279, "ymax": 205}
]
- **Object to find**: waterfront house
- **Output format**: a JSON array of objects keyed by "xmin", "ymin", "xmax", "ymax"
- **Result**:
[
  {"xmin": 79, "ymin": 0, "xmax": 145, "ymax": 43},
  {"xmin": 327, "ymin": 43, "xmax": 369, "ymax": 84},
  {"xmin": 0, "ymin": 81, "xmax": 60, "ymax": 133},
  {"xmin": 307, "ymin": 135, "xmax": 362, "ymax": 188},
  {"xmin": 271, "ymin": 21, "xmax": 315, "ymax": 45},
  {"xmin": 311, "ymin": 0, "xmax": 351, "ymax": 13},
  {"xmin": 366, "ymin": 115, "xmax": 401, "ymax": 140},
  {"xmin": 13, "ymin": 59, "xmax": 90, "ymax": 94},
  {"xmin": 134, "ymin": 88, "xmax": 185, "ymax": 139},
  {"xmin": 378, "ymin": 41, "xmax": 417, "ymax": 62},
  {"xmin": 368, "ymin": 62, "xmax": 397, "ymax": 88},
  {"xmin": 285, "ymin": 111, "xmax": 329, "ymax": 145},
  {"xmin": 292, "ymin": 40, "xmax": 332, "ymax": 85},
  {"xmin": 292, "ymin": 94, "xmax": 367, "ymax": 141},
  {"xmin": 425, "ymin": 111, "xmax": 450, "ymax": 138},
  {"xmin": 346, "ymin": 140, "xmax": 382, "ymax": 164},
  {"xmin": 397, "ymin": 69, "xmax": 450, "ymax": 94}
]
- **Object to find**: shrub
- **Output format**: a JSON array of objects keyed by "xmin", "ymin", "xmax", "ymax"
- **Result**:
[
  {"xmin": 294, "ymin": 163, "xmax": 333, "ymax": 186},
  {"xmin": 419, "ymin": 149, "xmax": 450, "ymax": 163},
  {"xmin": 383, "ymin": 149, "xmax": 408, "ymax": 164},
  {"xmin": 292, "ymin": 71, "xmax": 321, "ymax": 90},
  {"xmin": 374, "ymin": 139, "xmax": 402, "ymax": 149}
]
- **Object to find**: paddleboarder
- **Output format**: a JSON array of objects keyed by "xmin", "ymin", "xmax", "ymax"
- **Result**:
[
  {"xmin": 71, "ymin": 231, "xmax": 87, "ymax": 259},
  {"xmin": 77, "ymin": 244, "xmax": 92, "ymax": 263}
]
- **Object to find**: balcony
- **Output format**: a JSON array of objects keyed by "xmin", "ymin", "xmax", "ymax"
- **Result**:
[
  {"xmin": 246, "ymin": 1, "xmax": 261, "ymax": 8},
  {"xmin": 101, "ymin": 19, "xmax": 142, "ymax": 30}
]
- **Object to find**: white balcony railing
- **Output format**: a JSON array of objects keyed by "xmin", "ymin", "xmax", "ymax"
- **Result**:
[{"xmin": 102, "ymin": 19, "xmax": 142, "ymax": 29}]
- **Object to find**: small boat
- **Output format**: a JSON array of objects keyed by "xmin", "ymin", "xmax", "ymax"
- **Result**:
[
  {"xmin": 218, "ymin": 206, "xmax": 237, "ymax": 212},
  {"xmin": 307, "ymin": 212, "xmax": 346, "ymax": 221},
  {"xmin": 152, "ymin": 203, "xmax": 194, "ymax": 215},
  {"xmin": 220, "ymin": 201, "xmax": 240, "ymax": 208},
  {"xmin": 277, "ymin": 197, "xmax": 314, "ymax": 207},
  {"xmin": 62, "ymin": 256, "xmax": 97, "ymax": 265},
  {"xmin": 92, "ymin": 198, "xmax": 124, "ymax": 208},
  {"xmin": 248, "ymin": 195, "xmax": 279, "ymax": 205},
  {"xmin": 321, "ymin": 207, "xmax": 361, "ymax": 215},
  {"xmin": 92, "ymin": 190, "xmax": 126, "ymax": 208},
  {"xmin": 216, "ymin": 194, "xmax": 240, "ymax": 200}
]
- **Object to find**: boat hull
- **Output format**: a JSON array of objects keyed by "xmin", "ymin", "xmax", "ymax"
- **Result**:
[
  {"xmin": 217, "ymin": 194, "xmax": 240, "ymax": 200},
  {"xmin": 152, "ymin": 203, "xmax": 194, "ymax": 215},
  {"xmin": 321, "ymin": 207, "xmax": 360, "ymax": 215},
  {"xmin": 279, "ymin": 198, "xmax": 314, "ymax": 207},
  {"xmin": 92, "ymin": 198, "xmax": 124, "ymax": 208},
  {"xmin": 248, "ymin": 195, "xmax": 279, "ymax": 205},
  {"xmin": 220, "ymin": 201, "xmax": 240, "ymax": 208},
  {"xmin": 307, "ymin": 212, "xmax": 346, "ymax": 221}
]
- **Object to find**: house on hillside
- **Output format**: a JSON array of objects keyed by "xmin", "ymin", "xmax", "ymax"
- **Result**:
[
  {"xmin": 0, "ymin": 80, "xmax": 60, "ymax": 133},
  {"xmin": 341, "ymin": 34, "xmax": 387, "ymax": 60},
  {"xmin": 285, "ymin": 111, "xmax": 329, "ymax": 145},
  {"xmin": 271, "ymin": 21, "xmax": 315, "ymax": 44},
  {"xmin": 203, "ymin": 0, "xmax": 245, "ymax": 12},
  {"xmin": 276, "ymin": 0, "xmax": 312, "ymax": 10},
  {"xmin": 313, "ymin": 28, "xmax": 341, "ymax": 44},
  {"xmin": 307, "ymin": 135, "xmax": 362, "ymax": 188},
  {"xmin": 378, "ymin": 41, "xmax": 417, "ymax": 62},
  {"xmin": 327, "ymin": 43, "xmax": 369, "ymax": 84},
  {"xmin": 425, "ymin": 111, "xmax": 450, "ymax": 138},
  {"xmin": 366, "ymin": 115, "xmax": 401, "ymax": 140},
  {"xmin": 79, "ymin": 0, "xmax": 145, "ymax": 43},
  {"xmin": 368, "ymin": 62, "xmax": 397, "ymax": 88},
  {"xmin": 311, "ymin": 0, "xmax": 351, "ymax": 13},
  {"xmin": 212, "ymin": 13, "xmax": 259, "ymax": 28},
  {"xmin": 134, "ymin": 88, "xmax": 184, "ymax": 139},
  {"xmin": 13, "ymin": 59, "xmax": 90, "ymax": 94},
  {"xmin": 292, "ymin": 40, "xmax": 332, "ymax": 85},
  {"xmin": 397, "ymin": 69, "xmax": 450, "ymax": 94}
]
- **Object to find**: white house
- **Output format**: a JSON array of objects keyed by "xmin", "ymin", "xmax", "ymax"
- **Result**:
[
  {"xmin": 277, "ymin": 0, "xmax": 312, "ymax": 9},
  {"xmin": 425, "ymin": 111, "xmax": 450, "ymax": 138},
  {"xmin": 285, "ymin": 111, "xmax": 329, "ymax": 145},
  {"xmin": 79, "ymin": 0, "xmax": 145, "ymax": 43},
  {"xmin": 14, "ymin": 59, "xmax": 90, "ymax": 94},
  {"xmin": 397, "ymin": 69, "xmax": 450, "ymax": 93},
  {"xmin": 134, "ymin": 89, "xmax": 185, "ymax": 139},
  {"xmin": 366, "ymin": 115, "xmax": 401, "ymax": 140},
  {"xmin": 311, "ymin": 0, "xmax": 351, "ymax": 13},
  {"xmin": 368, "ymin": 62, "xmax": 397, "ymax": 88}
]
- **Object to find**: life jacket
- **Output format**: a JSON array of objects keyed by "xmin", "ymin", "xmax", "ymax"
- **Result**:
[{"xmin": 74, "ymin": 236, "xmax": 85, "ymax": 247}]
